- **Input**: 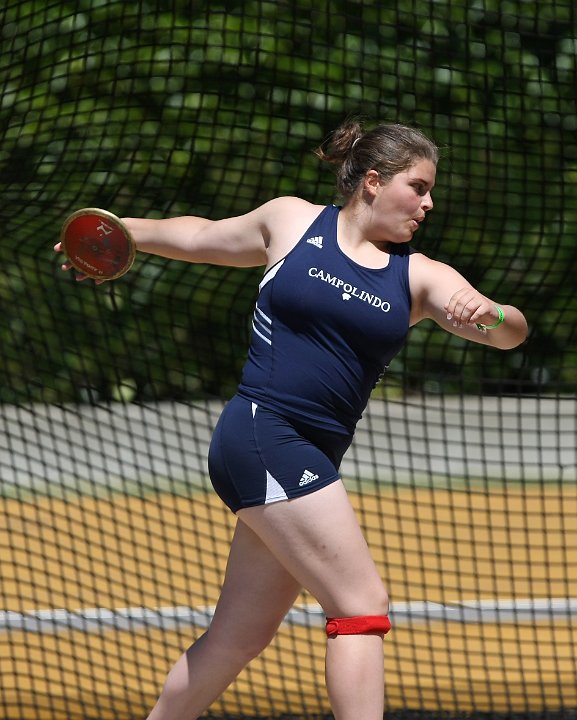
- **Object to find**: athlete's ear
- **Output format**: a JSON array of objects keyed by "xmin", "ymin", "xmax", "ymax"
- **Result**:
[{"xmin": 363, "ymin": 169, "xmax": 381, "ymax": 196}]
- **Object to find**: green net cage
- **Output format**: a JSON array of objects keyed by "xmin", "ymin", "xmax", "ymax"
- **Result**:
[{"xmin": 1, "ymin": 1, "xmax": 576, "ymax": 718}]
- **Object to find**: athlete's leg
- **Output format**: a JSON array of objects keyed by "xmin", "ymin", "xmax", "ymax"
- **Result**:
[
  {"xmin": 146, "ymin": 519, "xmax": 302, "ymax": 720},
  {"xmin": 238, "ymin": 480, "xmax": 389, "ymax": 720}
]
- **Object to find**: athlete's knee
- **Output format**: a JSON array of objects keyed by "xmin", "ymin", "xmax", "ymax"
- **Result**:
[
  {"xmin": 206, "ymin": 622, "xmax": 277, "ymax": 664},
  {"xmin": 325, "ymin": 614, "xmax": 392, "ymax": 638},
  {"xmin": 325, "ymin": 585, "xmax": 390, "ymax": 638},
  {"xmin": 372, "ymin": 585, "xmax": 390, "ymax": 616},
  {"xmin": 354, "ymin": 584, "xmax": 390, "ymax": 617},
  {"xmin": 236, "ymin": 628, "xmax": 277, "ymax": 662}
]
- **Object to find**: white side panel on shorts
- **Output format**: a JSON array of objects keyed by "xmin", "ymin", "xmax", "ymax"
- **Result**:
[{"xmin": 265, "ymin": 470, "xmax": 288, "ymax": 504}]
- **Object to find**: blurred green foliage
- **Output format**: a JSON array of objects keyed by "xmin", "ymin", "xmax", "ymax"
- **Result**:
[{"xmin": 1, "ymin": 0, "xmax": 576, "ymax": 402}]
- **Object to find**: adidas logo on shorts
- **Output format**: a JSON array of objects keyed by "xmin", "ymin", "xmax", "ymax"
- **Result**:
[
  {"xmin": 306, "ymin": 235, "xmax": 323, "ymax": 248},
  {"xmin": 299, "ymin": 469, "xmax": 319, "ymax": 486}
]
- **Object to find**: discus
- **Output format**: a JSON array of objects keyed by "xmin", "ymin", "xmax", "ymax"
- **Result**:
[{"xmin": 60, "ymin": 208, "xmax": 136, "ymax": 280}]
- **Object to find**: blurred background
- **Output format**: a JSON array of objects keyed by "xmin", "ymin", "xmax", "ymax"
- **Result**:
[{"xmin": 1, "ymin": 1, "xmax": 576, "ymax": 718}]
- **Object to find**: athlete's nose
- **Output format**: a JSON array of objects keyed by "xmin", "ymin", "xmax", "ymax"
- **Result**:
[{"xmin": 422, "ymin": 191, "xmax": 434, "ymax": 212}]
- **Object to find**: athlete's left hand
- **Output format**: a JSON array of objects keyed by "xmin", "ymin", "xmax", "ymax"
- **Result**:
[{"xmin": 444, "ymin": 287, "xmax": 498, "ymax": 328}]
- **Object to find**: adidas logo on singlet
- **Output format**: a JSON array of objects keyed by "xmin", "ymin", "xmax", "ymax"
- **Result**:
[
  {"xmin": 299, "ymin": 469, "xmax": 320, "ymax": 486},
  {"xmin": 306, "ymin": 235, "xmax": 323, "ymax": 249}
]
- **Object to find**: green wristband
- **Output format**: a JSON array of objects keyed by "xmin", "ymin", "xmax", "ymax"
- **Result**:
[{"xmin": 476, "ymin": 305, "xmax": 505, "ymax": 332}]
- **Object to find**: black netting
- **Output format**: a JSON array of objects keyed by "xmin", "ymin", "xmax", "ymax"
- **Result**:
[{"xmin": 1, "ymin": 1, "xmax": 576, "ymax": 718}]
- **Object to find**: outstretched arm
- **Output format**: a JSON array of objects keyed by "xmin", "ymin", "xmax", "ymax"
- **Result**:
[
  {"xmin": 55, "ymin": 196, "xmax": 320, "ymax": 280},
  {"xmin": 121, "ymin": 212, "xmax": 267, "ymax": 267},
  {"xmin": 409, "ymin": 254, "xmax": 528, "ymax": 349}
]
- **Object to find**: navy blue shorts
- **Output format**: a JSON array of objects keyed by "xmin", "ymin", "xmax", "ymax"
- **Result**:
[{"xmin": 208, "ymin": 395, "xmax": 353, "ymax": 513}]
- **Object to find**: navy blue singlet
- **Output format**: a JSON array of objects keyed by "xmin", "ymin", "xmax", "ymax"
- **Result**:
[
  {"xmin": 237, "ymin": 203, "xmax": 412, "ymax": 434},
  {"xmin": 208, "ymin": 204, "xmax": 413, "ymax": 512}
]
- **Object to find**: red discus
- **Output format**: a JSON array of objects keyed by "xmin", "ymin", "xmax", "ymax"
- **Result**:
[{"xmin": 60, "ymin": 208, "xmax": 136, "ymax": 280}]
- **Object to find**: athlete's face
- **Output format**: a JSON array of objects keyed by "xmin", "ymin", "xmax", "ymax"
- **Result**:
[{"xmin": 370, "ymin": 158, "xmax": 436, "ymax": 244}]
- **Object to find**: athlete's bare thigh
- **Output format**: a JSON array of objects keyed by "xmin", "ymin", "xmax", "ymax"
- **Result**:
[{"xmin": 237, "ymin": 481, "xmax": 389, "ymax": 619}]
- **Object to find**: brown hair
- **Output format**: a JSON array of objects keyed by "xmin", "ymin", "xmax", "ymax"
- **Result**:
[{"xmin": 315, "ymin": 118, "xmax": 439, "ymax": 200}]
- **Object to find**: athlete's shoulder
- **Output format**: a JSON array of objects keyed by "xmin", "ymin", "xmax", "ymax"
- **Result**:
[
  {"xmin": 264, "ymin": 197, "xmax": 329, "ymax": 265},
  {"xmin": 407, "ymin": 250, "xmax": 439, "ymax": 282},
  {"xmin": 261, "ymin": 196, "xmax": 326, "ymax": 219},
  {"xmin": 408, "ymin": 250, "xmax": 440, "ymax": 268}
]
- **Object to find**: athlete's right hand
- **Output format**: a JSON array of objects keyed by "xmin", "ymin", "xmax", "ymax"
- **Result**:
[{"xmin": 53, "ymin": 242, "xmax": 106, "ymax": 284}]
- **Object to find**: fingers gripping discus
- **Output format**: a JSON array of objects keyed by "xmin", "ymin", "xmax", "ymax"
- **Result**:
[{"xmin": 60, "ymin": 208, "xmax": 136, "ymax": 280}]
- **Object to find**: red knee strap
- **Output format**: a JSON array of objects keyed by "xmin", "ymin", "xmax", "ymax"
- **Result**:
[{"xmin": 326, "ymin": 615, "xmax": 392, "ymax": 638}]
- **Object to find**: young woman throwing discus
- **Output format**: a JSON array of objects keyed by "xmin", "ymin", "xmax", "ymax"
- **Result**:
[{"xmin": 55, "ymin": 118, "xmax": 528, "ymax": 720}]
